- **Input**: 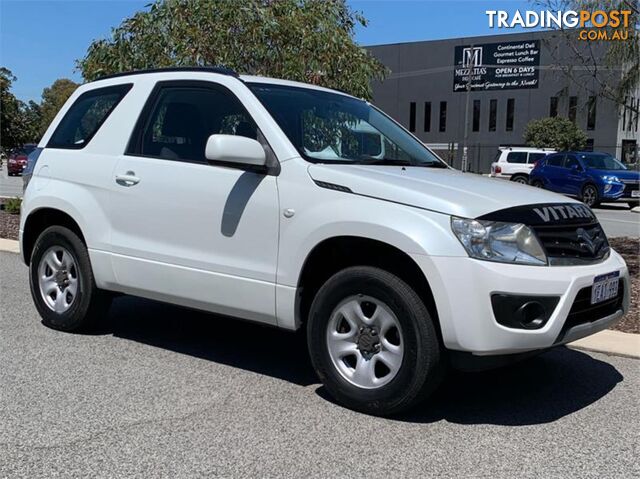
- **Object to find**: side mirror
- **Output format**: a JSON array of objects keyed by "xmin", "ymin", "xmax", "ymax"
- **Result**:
[{"xmin": 205, "ymin": 134, "xmax": 267, "ymax": 167}]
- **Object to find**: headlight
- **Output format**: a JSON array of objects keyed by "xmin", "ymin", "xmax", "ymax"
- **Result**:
[
  {"xmin": 451, "ymin": 217, "xmax": 547, "ymax": 266},
  {"xmin": 602, "ymin": 175, "xmax": 620, "ymax": 183}
]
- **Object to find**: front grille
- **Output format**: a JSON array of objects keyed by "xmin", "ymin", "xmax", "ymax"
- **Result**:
[
  {"xmin": 532, "ymin": 222, "xmax": 609, "ymax": 264},
  {"xmin": 560, "ymin": 280, "xmax": 624, "ymax": 336}
]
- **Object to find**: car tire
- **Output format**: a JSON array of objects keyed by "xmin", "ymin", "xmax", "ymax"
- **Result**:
[
  {"xmin": 307, "ymin": 266, "xmax": 444, "ymax": 416},
  {"xmin": 531, "ymin": 179, "xmax": 544, "ymax": 188},
  {"xmin": 511, "ymin": 175, "xmax": 529, "ymax": 185},
  {"xmin": 581, "ymin": 184, "xmax": 600, "ymax": 208},
  {"xmin": 29, "ymin": 225, "xmax": 112, "ymax": 332}
]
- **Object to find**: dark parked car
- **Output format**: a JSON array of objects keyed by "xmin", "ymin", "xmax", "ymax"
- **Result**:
[
  {"xmin": 7, "ymin": 144, "xmax": 36, "ymax": 176},
  {"xmin": 529, "ymin": 151, "xmax": 640, "ymax": 208}
]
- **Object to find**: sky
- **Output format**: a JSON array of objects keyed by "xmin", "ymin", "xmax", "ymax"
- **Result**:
[{"xmin": 0, "ymin": 0, "xmax": 537, "ymax": 102}]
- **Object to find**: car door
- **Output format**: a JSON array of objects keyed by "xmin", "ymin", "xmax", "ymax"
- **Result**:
[
  {"xmin": 541, "ymin": 153, "xmax": 566, "ymax": 192},
  {"xmin": 109, "ymin": 80, "xmax": 280, "ymax": 324},
  {"xmin": 562, "ymin": 154, "xmax": 584, "ymax": 196}
]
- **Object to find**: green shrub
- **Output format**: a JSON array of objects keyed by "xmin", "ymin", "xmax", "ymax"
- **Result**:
[
  {"xmin": 524, "ymin": 117, "xmax": 587, "ymax": 151},
  {"xmin": 4, "ymin": 197, "xmax": 21, "ymax": 215}
]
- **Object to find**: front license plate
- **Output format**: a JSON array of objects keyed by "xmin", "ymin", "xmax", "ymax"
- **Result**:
[
  {"xmin": 631, "ymin": 190, "xmax": 640, "ymax": 198},
  {"xmin": 591, "ymin": 271, "xmax": 620, "ymax": 305}
]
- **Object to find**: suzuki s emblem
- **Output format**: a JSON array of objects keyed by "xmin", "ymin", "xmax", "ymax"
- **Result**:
[{"xmin": 576, "ymin": 228, "xmax": 602, "ymax": 255}]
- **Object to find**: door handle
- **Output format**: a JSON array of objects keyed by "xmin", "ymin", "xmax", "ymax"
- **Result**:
[{"xmin": 115, "ymin": 171, "xmax": 140, "ymax": 187}]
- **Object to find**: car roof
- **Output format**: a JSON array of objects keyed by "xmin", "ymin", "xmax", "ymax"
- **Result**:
[
  {"xmin": 499, "ymin": 147, "xmax": 554, "ymax": 152},
  {"xmin": 90, "ymin": 67, "xmax": 357, "ymax": 99}
]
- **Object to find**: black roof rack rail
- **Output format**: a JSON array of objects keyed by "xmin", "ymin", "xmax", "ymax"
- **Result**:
[{"xmin": 95, "ymin": 66, "xmax": 240, "ymax": 82}]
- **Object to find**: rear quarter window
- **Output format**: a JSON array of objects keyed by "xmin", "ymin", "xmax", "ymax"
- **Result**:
[
  {"xmin": 47, "ymin": 84, "xmax": 132, "ymax": 149},
  {"xmin": 506, "ymin": 151, "xmax": 528, "ymax": 163},
  {"xmin": 546, "ymin": 154, "xmax": 565, "ymax": 166}
]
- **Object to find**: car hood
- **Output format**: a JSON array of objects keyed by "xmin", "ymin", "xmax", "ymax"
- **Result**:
[
  {"xmin": 587, "ymin": 168, "xmax": 640, "ymax": 181},
  {"xmin": 308, "ymin": 164, "xmax": 579, "ymax": 218}
]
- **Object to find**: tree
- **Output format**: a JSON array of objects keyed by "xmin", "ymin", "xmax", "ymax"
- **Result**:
[
  {"xmin": 39, "ymin": 78, "xmax": 78, "ymax": 137},
  {"xmin": 533, "ymin": 0, "xmax": 639, "ymax": 114},
  {"xmin": 0, "ymin": 67, "xmax": 29, "ymax": 150},
  {"xmin": 524, "ymin": 117, "xmax": 588, "ymax": 150},
  {"xmin": 23, "ymin": 101, "xmax": 43, "ymax": 143},
  {"xmin": 77, "ymin": 0, "xmax": 387, "ymax": 100}
]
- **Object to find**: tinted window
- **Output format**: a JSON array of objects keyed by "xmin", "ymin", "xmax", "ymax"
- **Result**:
[
  {"xmin": 472, "ymin": 100, "xmax": 480, "ymax": 132},
  {"xmin": 568, "ymin": 96, "xmax": 577, "ymax": 123},
  {"xmin": 439, "ymin": 101, "xmax": 447, "ymax": 132},
  {"xmin": 134, "ymin": 85, "xmax": 256, "ymax": 163},
  {"xmin": 409, "ymin": 102, "xmax": 416, "ymax": 132},
  {"xmin": 549, "ymin": 97, "xmax": 558, "ymax": 117},
  {"xmin": 505, "ymin": 98, "xmax": 515, "ymax": 131},
  {"xmin": 579, "ymin": 153, "xmax": 627, "ymax": 170},
  {"xmin": 488, "ymin": 99, "xmax": 497, "ymax": 132},
  {"xmin": 423, "ymin": 102, "xmax": 431, "ymax": 132},
  {"xmin": 506, "ymin": 151, "xmax": 527, "ymax": 163},
  {"xmin": 546, "ymin": 154, "xmax": 564, "ymax": 166},
  {"xmin": 587, "ymin": 96, "xmax": 596, "ymax": 130},
  {"xmin": 528, "ymin": 152, "xmax": 546, "ymax": 163},
  {"xmin": 564, "ymin": 155, "xmax": 579, "ymax": 169},
  {"xmin": 48, "ymin": 84, "xmax": 132, "ymax": 149}
]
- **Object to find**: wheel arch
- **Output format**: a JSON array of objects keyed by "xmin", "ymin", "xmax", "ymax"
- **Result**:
[
  {"xmin": 22, "ymin": 208, "xmax": 86, "ymax": 265},
  {"xmin": 295, "ymin": 235, "xmax": 442, "ymax": 341},
  {"xmin": 510, "ymin": 173, "xmax": 530, "ymax": 182}
]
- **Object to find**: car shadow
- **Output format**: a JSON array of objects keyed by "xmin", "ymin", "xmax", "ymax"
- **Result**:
[
  {"xmin": 106, "ymin": 295, "xmax": 317, "ymax": 386},
  {"xmin": 105, "ymin": 295, "xmax": 623, "ymax": 426}
]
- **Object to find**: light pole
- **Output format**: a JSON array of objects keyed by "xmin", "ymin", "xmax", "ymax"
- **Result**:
[{"xmin": 461, "ymin": 44, "xmax": 473, "ymax": 173}]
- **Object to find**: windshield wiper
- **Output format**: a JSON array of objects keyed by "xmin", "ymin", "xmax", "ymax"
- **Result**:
[
  {"xmin": 355, "ymin": 158, "xmax": 416, "ymax": 166},
  {"xmin": 355, "ymin": 157, "xmax": 449, "ymax": 168}
]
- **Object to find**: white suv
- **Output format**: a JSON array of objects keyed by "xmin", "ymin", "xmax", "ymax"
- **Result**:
[
  {"xmin": 490, "ymin": 147, "xmax": 555, "ymax": 184},
  {"xmin": 20, "ymin": 68, "xmax": 629, "ymax": 416}
]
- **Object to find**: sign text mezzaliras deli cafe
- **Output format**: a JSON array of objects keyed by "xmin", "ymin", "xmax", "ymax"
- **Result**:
[{"xmin": 453, "ymin": 40, "xmax": 540, "ymax": 92}]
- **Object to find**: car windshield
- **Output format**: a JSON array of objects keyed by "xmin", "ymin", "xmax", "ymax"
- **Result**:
[
  {"xmin": 580, "ymin": 153, "xmax": 627, "ymax": 170},
  {"xmin": 248, "ymin": 83, "xmax": 447, "ymax": 167}
]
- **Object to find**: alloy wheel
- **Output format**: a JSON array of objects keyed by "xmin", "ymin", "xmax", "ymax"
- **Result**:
[{"xmin": 582, "ymin": 185, "xmax": 598, "ymax": 207}]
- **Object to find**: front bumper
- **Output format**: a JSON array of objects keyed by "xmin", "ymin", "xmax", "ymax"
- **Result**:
[{"xmin": 412, "ymin": 250, "xmax": 629, "ymax": 355}]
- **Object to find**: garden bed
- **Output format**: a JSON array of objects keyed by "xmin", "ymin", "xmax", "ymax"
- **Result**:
[
  {"xmin": 0, "ymin": 198, "xmax": 20, "ymax": 241},
  {"xmin": 608, "ymin": 237, "xmax": 639, "ymax": 334}
]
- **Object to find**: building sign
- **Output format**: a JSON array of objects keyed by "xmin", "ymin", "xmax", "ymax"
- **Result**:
[{"xmin": 453, "ymin": 40, "xmax": 540, "ymax": 92}]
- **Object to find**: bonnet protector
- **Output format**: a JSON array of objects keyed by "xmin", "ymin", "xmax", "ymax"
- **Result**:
[{"xmin": 477, "ymin": 203, "xmax": 596, "ymax": 226}]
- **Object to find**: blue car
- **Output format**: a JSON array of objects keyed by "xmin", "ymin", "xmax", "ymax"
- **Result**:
[{"xmin": 529, "ymin": 151, "xmax": 640, "ymax": 209}]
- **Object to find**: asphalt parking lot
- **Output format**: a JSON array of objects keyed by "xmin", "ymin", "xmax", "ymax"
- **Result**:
[
  {"xmin": 1, "ymin": 251, "xmax": 638, "ymax": 478},
  {"xmin": 592, "ymin": 204, "xmax": 640, "ymax": 238}
]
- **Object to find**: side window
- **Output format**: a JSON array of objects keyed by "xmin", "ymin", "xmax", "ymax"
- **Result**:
[
  {"xmin": 564, "ymin": 155, "xmax": 579, "ymax": 169},
  {"xmin": 546, "ymin": 154, "xmax": 564, "ymax": 167},
  {"xmin": 506, "ymin": 151, "xmax": 528, "ymax": 163},
  {"xmin": 528, "ymin": 153, "xmax": 546, "ymax": 164},
  {"xmin": 133, "ymin": 84, "xmax": 257, "ymax": 163},
  {"xmin": 47, "ymin": 84, "xmax": 132, "ymax": 149}
]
